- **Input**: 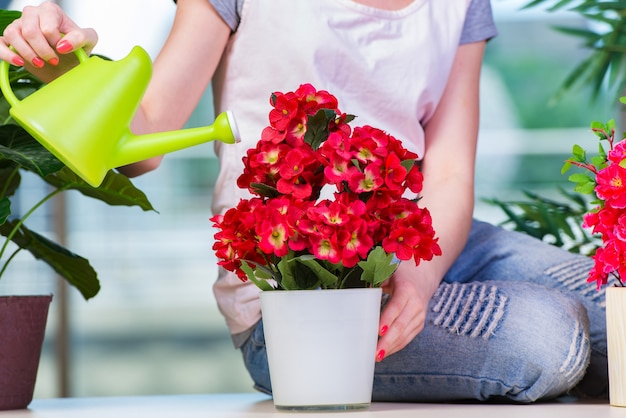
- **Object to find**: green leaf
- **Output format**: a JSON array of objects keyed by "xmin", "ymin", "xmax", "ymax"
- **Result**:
[
  {"xmin": 44, "ymin": 168, "xmax": 156, "ymax": 212},
  {"xmin": 0, "ymin": 197, "xmax": 9, "ymax": 225},
  {"xmin": 0, "ymin": 125, "xmax": 64, "ymax": 177},
  {"xmin": 0, "ymin": 10, "xmax": 21, "ymax": 33},
  {"xmin": 277, "ymin": 255, "xmax": 322, "ymax": 290},
  {"xmin": 572, "ymin": 144, "xmax": 585, "ymax": 159},
  {"xmin": 240, "ymin": 262, "xmax": 275, "ymax": 291},
  {"xmin": 0, "ymin": 162, "xmax": 21, "ymax": 199},
  {"xmin": 400, "ymin": 159, "xmax": 416, "ymax": 173},
  {"xmin": 574, "ymin": 181, "xmax": 596, "ymax": 194},
  {"xmin": 358, "ymin": 246, "xmax": 398, "ymax": 287},
  {"xmin": 303, "ymin": 109, "xmax": 337, "ymax": 150},
  {"xmin": 482, "ymin": 188, "xmax": 597, "ymax": 255},
  {"xmin": 293, "ymin": 255, "xmax": 339, "ymax": 289},
  {"xmin": 0, "ymin": 219, "xmax": 100, "ymax": 300},
  {"xmin": 591, "ymin": 155, "xmax": 607, "ymax": 167},
  {"xmin": 568, "ymin": 173, "xmax": 594, "ymax": 184},
  {"xmin": 250, "ymin": 182, "xmax": 280, "ymax": 198},
  {"xmin": 561, "ymin": 160, "xmax": 572, "ymax": 175},
  {"xmin": 590, "ymin": 121, "xmax": 604, "ymax": 130}
]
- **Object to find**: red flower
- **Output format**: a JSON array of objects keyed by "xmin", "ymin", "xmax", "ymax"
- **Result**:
[
  {"xmin": 596, "ymin": 164, "xmax": 626, "ymax": 208},
  {"xmin": 564, "ymin": 119, "xmax": 626, "ymax": 288},
  {"xmin": 212, "ymin": 84, "xmax": 440, "ymax": 290}
]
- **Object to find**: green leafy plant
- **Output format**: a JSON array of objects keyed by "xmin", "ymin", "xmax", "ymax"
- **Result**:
[
  {"xmin": 522, "ymin": 0, "xmax": 626, "ymax": 102},
  {"xmin": 0, "ymin": 10, "xmax": 155, "ymax": 299},
  {"xmin": 485, "ymin": 1, "xmax": 626, "ymax": 253},
  {"xmin": 483, "ymin": 188, "xmax": 598, "ymax": 254}
]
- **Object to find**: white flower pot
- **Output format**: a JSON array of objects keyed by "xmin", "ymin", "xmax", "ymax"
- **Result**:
[
  {"xmin": 607, "ymin": 286, "xmax": 626, "ymax": 406},
  {"xmin": 260, "ymin": 287, "xmax": 382, "ymax": 411}
]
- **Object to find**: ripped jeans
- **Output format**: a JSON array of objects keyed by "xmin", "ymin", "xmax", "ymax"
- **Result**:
[{"xmin": 240, "ymin": 220, "xmax": 607, "ymax": 403}]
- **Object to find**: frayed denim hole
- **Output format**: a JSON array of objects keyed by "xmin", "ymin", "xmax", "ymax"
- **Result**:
[
  {"xmin": 431, "ymin": 282, "xmax": 508, "ymax": 340},
  {"xmin": 544, "ymin": 258, "xmax": 606, "ymax": 308},
  {"xmin": 559, "ymin": 318, "xmax": 591, "ymax": 387}
]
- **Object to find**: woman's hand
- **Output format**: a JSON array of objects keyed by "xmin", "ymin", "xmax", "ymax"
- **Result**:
[
  {"xmin": 375, "ymin": 262, "xmax": 439, "ymax": 362},
  {"xmin": 0, "ymin": 2, "xmax": 97, "ymax": 81}
]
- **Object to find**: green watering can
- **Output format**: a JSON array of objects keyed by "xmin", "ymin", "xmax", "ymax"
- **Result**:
[{"xmin": 0, "ymin": 45, "xmax": 240, "ymax": 187}]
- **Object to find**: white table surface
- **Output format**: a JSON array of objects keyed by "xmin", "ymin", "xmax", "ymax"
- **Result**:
[{"xmin": 0, "ymin": 393, "xmax": 624, "ymax": 418}]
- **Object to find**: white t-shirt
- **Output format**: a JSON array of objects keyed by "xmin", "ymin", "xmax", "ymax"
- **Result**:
[{"xmin": 208, "ymin": 0, "xmax": 496, "ymax": 345}]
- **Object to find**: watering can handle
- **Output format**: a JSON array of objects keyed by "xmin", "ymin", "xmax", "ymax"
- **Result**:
[{"xmin": 0, "ymin": 46, "xmax": 89, "ymax": 107}]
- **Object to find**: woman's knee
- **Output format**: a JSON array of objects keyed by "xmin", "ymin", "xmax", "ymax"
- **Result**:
[
  {"xmin": 501, "ymin": 286, "xmax": 591, "ymax": 402},
  {"xmin": 374, "ymin": 281, "xmax": 592, "ymax": 402}
]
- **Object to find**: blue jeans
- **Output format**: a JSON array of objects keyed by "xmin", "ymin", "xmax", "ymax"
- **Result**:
[{"xmin": 240, "ymin": 220, "xmax": 606, "ymax": 402}]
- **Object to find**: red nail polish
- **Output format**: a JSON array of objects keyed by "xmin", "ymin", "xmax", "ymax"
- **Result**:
[
  {"xmin": 11, "ymin": 56, "xmax": 24, "ymax": 66},
  {"xmin": 48, "ymin": 57, "xmax": 59, "ymax": 66},
  {"xmin": 380, "ymin": 325, "xmax": 388, "ymax": 336},
  {"xmin": 376, "ymin": 350, "xmax": 385, "ymax": 362},
  {"xmin": 32, "ymin": 57, "xmax": 44, "ymax": 68},
  {"xmin": 56, "ymin": 39, "xmax": 72, "ymax": 53}
]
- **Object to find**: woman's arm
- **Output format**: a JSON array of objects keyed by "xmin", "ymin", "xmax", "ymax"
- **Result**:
[
  {"xmin": 376, "ymin": 40, "xmax": 485, "ymax": 360},
  {"xmin": 120, "ymin": 0, "xmax": 231, "ymax": 176}
]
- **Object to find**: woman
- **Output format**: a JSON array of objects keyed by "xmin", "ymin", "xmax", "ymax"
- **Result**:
[{"xmin": 0, "ymin": 0, "xmax": 606, "ymax": 402}]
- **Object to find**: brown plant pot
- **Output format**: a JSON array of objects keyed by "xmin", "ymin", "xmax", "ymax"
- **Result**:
[{"xmin": 0, "ymin": 295, "xmax": 52, "ymax": 410}]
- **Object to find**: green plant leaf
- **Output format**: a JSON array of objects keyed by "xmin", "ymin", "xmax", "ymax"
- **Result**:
[
  {"xmin": 0, "ymin": 162, "xmax": 21, "ymax": 199},
  {"xmin": 44, "ymin": 168, "xmax": 156, "ymax": 212},
  {"xmin": 0, "ymin": 125, "xmax": 64, "ymax": 177},
  {"xmin": 240, "ymin": 262, "xmax": 275, "ymax": 291},
  {"xmin": 250, "ymin": 182, "xmax": 280, "ymax": 198},
  {"xmin": 0, "ymin": 219, "xmax": 100, "ymax": 299},
  {"xmin": 0, "ymin": 197, "xmax": 9, "ymax": 225},
  {"xmin": 358, "ymin": 246, "xmax": 397, "ymax": 287},
  {"xmin": 574, "ymin": 181, "xmax": 596, "ymax": 194},
  {"xmin": 0, "ymin": 10, "xmax": 21, "ymax": 33},
  {"xmin": 482, "ymin": 188, "xmax": 597, "ymax": 255},
  {"xmin": 293, "ymin": 255, "xmax": 339, "ymax": 289},
  {"xmin": 523, "ymin": 0, "xmax": 626, "ymax": 102},
  {"xmin": 277, "ymin": 255, "xmax": 322, "ymax": 290},
  {"xmin": 303, "ymin": 109, "xmax": 337, "ymax": 150},
  {"xmin": 561, "ymin": 160, "xmax": 572, "ymax": 174},
  {"xmin": 568, "ymin": 173, "xmax": 594, "ymax": 184}
]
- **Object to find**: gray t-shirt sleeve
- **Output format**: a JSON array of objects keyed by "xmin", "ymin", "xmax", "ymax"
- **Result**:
[
  {"xmin": 209, "ymin": 0, "xmax": 244, "ymax": 32},
  {"xmin": 206, "ymin": 0, "xmax": 497, "ymax": 42},
  {"xmin": 461, "ymin": 0, "xmax": 498, "ymax": 44}
]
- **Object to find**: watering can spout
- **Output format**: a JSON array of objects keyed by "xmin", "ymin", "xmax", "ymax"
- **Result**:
[
  {"xmin": 0, "ymin": 45, "xmax": 240, "ymax": 188},
  {"xmin": 114, "ymin": 110, "xmax": 240, "ymax": 168}
]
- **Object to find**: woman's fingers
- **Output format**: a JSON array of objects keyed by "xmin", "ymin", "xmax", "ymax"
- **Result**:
[{"xmin": 0, "ymin": 2, "xmax": 97, "ymax": 69}]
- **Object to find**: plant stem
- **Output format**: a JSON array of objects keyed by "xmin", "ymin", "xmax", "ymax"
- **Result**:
[
  {"xmin": 0, "ymin": 185, "xmax": 68, "ymax": 269},
  {"xmin": 0, "ymin": 247, "xmax": 21, "ymax": 278}
]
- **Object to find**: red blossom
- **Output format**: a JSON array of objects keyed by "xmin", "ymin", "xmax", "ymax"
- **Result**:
[
  {"xmin": 211, "ymin": 84, "xmax": 440, "ymax": 288},
  {"xmin": 565, "ymin": 120, "xmax": 626, "ymax": 288},
  {"xmin": 596, "ymin": 164, "xmax": 626, "ymax": 209}
]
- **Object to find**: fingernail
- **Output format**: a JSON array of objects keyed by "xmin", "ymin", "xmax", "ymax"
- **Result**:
[
  {"xmin": 376, "ymin": 350, "xmax": 385, "ymax": 362},
  {"xmin": 380, "ymin": 325, "xmax": 388, "ymax": 336},
  {"xmin": 48, "ymin": 57, "xmax": 59, "ymax": 66},
  {"xmin": 31, "ymin": 57, "xmax": 45, "ymax": 68},
  {"xmin": 56, "ymin": 39, "xmax": 72, "ymax": 53},
  {"xmin": 11, "ymin": 56, "xmax": 24, "ymax": 66}
]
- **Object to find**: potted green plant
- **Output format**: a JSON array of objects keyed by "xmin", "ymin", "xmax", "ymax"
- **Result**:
[{"xmin": 0, "ymin": 9, "xmax": 155, "ymax": 410}]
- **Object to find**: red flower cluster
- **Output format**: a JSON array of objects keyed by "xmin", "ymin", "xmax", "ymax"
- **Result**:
[
  {"xmin": 567, "ymin": 120, "xmax": 626, "ymax": 288},
  {"xmin": 211, "ymin": 84, "xmax": 441, "ymax": 289}
]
